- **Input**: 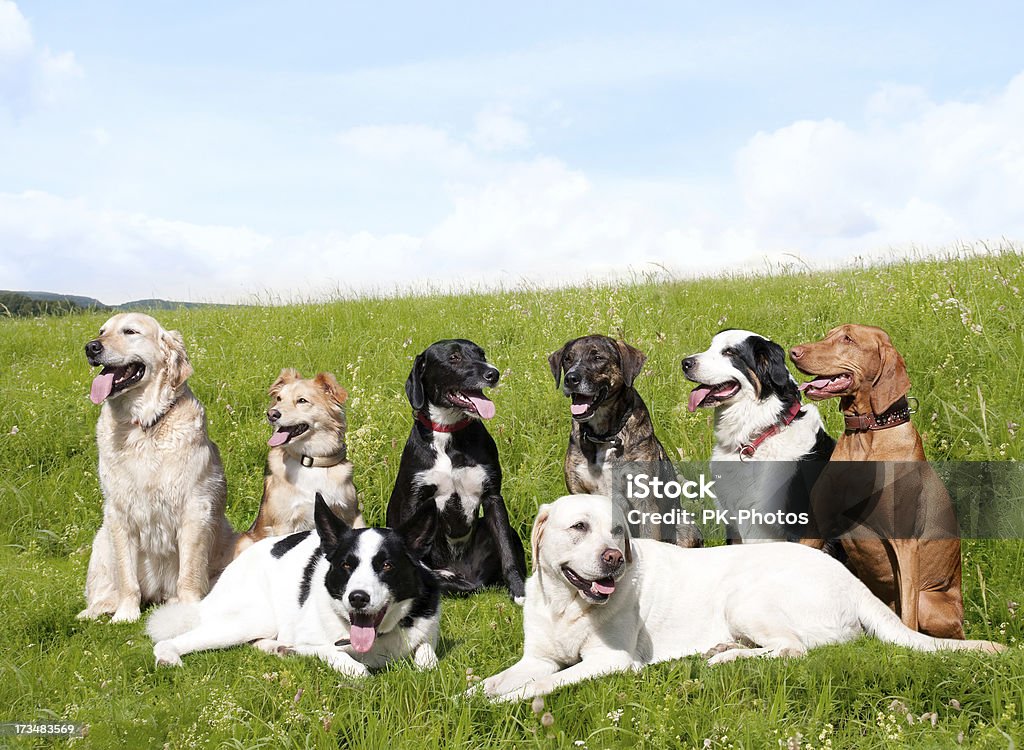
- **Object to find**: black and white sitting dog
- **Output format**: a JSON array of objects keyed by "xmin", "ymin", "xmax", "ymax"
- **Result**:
[
  {"xmin": 682, "ymin": 329, "xmax": 835, "ymax": 543},
  {"xmin": 147, "ymin": 494, "xmax": 440, "ymax": 676},
  {"xmin": 386, "ymin": 339, "xmax": 527, "ymax": 603}
]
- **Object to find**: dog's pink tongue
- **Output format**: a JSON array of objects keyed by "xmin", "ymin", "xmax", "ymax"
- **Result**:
[
  {"xmin": 687, "ymin": 385, "xmax": 712, "ymax": 412},
  {"xmin": 591, "ymin": 579, "xmax": 615, "ymax": 595},
  {"xmin": 267, "ymin": 429, "xmax": 290, "ymax": 447},
  {"xmin": 349, "ymin": 624, "xmax": 377, "ymax": 653},
  {"xmin": 798, "ymin": 377, "xmax": 833, "ymax": 392},
  {"xmin": 90, "ymin": 372, "xmax": 115, "ymax": 405},
  {"xmin": 469, "ymin": 395, "xmax": 495, "ymax": 419}
]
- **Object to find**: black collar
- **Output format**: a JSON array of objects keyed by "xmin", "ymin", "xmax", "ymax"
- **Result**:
[{"xmin": 580, "ymin": 404, "xmax": 632, "ymax": 450}]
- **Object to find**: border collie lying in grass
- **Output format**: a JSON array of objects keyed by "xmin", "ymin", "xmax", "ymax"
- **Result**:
[{"xmin": 148, "ymin": 494, "xmax": 440, "ymax": 676}]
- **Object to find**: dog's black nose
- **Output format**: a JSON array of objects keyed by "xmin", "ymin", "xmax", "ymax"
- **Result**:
[
  {"xmin": 681, "ymin": 357, "xmax": 696, "ymax": 373},
  {"xmin": 267, "ymin": 409, "xmax": 281, "ymax": 423},
  {"xmin": 85, "ymin": 340, "xmax": 103, "ymax": 358},
  {"xmin": 348, "ymin": 590, "xmax": 370, "ymax": 610},
  {"xmin": 565, "ymin": 370, "xmax": 581, "ymax": 387},
  {"xmin": 483, "ymin": 367, "xmax": 499, "ymax": 385},
  {"xmin": 602, "ymin": 548, "xmax": 623, "ymax": 567}
]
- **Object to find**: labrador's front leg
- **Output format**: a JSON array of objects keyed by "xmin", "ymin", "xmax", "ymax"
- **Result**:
[{"xmin": 492, "ymin": 650, "xmax": 639, "ymax": 702}]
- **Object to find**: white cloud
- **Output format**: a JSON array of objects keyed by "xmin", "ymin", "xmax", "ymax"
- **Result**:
[
  {"xmin": 470, "ymin": 107, "xmax": 531, "ymax": 152},
  {"xmin": 735, "ymin": 72, "xmax": 1024, "ymax": 259},
  {"xmin": 0, "ymin": 0, "xmax": 82, "ymax": 114},
  {"xmin": 3, "ymin": 75, "xmax": 1023, "ymax": 303}
]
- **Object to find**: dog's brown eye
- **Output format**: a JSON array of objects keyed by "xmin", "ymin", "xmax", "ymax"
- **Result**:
[
  {"xmin": 571, "ymin": 521, "xmax": 588, "ymax": 532},
  {"xmin": 381, "ymin": 560, "xmax": 392, "ymax": 572},
  {"xmin": 297, "ymin": 397, "xmax": 308, "ymax": 404},
  {"xmin": 123, "ymin": 328, "xmax": 138, "ymax": 336},
  {"xmin": 611, "ymin": 525, "xmax": 624, "ymax": 536},
  {"xmin": 843, "ymin": 335, "xmax": 854, "ymax": 344},
  {"xmin": 449, "ymin": 353, "xmax": 461, "ymax": 363},
  {"xmin": 722, "ymin": 347, "xmax": 735, "ymax": 356}
]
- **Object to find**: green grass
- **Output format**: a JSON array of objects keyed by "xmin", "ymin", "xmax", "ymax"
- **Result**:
[{"xmin": 1, "ymin": 251, "xmax": 1023, "ymax": 748}]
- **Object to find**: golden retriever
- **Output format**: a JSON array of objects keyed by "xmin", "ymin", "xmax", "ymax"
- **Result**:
[
  {"xmin": 78, "ymin": 312, "xmax": 236, "ymax": 623},
  {"xmin": 233, "ymin": 368, "xmax": 363, "ymax": 557}
]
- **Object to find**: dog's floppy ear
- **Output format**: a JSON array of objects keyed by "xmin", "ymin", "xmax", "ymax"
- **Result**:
[
  {"xmin": 530, "ymin": 503, "xmax": 551, "ymax": 567},
  {"xmin": 752, "ymin": 338, "xmax": 793, "ymax": 396},
  {"xmin": 160, "ymin": 329, "xmax": 193, "ymax": 390},
  {"xmin": 314, "ymin": 372, "xmax": 348, "ymax": 405},
  {"xmin": 871, "ymin": 335, "xmax": 911, "ymax": 415},
  {"xmin": 547, "ymin": 342, "xmax": 570, "ymax": 388},
  {"xmin": 615, "ymin": 340, "xmax": 647, "ymax": 388},
  {"xmin": 394, "ymin": 499, "xmax": 437, "ymax": 558},
  {"xmin": 269, "ymin": 368, "xmax": 301, "ymax": 397},
  {"xmin": 314, "ymin": 492, "xmax": 349, "ymax": 554},
  {"xmin": 405, "ymin": 354, "xmax": 426, "ymax": 411},
  {"xmin": 611, "ymin": 496, "xmax": 633, "ymax": 563}
]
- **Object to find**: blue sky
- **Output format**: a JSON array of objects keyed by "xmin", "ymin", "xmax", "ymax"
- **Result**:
[{"xmin": 2, "ymin": 1, "xmax": 1022, "ymax": 303}]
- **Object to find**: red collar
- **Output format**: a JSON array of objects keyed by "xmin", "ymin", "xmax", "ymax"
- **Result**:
[
  {"xmin": 415, "ymin": 411, "xmax": 472, "ymax": 433},
  {"xmin": 738, "ymin": 400, "xmax": 803, "ymax": 459}
]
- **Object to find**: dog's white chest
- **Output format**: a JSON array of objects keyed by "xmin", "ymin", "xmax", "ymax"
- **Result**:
[
  {"xmin": 573, "ymin": 444, "xmax": 617, "ymax": 495},
  {"xmin": 415, "ymin": 433, "xmax": 487, "ymax": 521}
]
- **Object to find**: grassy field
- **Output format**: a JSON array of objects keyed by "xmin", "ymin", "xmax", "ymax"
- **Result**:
[{"xmin": 1, "ymin": 251, "xmax": 1023, "ymax": 749}]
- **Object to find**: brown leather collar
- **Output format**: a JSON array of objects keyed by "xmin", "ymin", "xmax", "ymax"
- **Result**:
[
  {"xmin": 294, "ymin": 444, "xmax": 348, "ymax": 468},
  {"xmin": 843, "ymin": 397, "xmax": 911, "ymax": 433}
]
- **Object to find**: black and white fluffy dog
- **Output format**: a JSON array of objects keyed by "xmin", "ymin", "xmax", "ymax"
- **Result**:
[
  {"xmin": 682, "ymin": 329, "xmax": 835, "ymax": 543},
  {"xmin": 387, "ymin": 340, "xmax": 527, "ymax": 603},
  {"xmin": 147, "ymin": 494, "xmax": 440, "ymax": 676}
]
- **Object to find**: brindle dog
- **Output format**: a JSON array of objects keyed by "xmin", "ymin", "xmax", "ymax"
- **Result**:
[{"xmin": 548, "ymin": 335, "xmax": 702, "ymax": 547}]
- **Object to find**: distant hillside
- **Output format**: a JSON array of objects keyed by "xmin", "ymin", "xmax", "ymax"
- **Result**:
[{"xmin": 0, "ymin": 290, "xmax": 231, "ymax": 317}]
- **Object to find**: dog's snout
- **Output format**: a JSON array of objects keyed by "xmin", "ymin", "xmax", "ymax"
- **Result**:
[
  {"xmin": 681, "ymin": 356, "xmax": 696, "ymax": 373},
  {"xmin": 85, "ymin": 340, "xmax": 103, "ymax": 358},
  {"xmin": 790, "ymin": 346, "xmax": 805, "ymax": 361},
  {"xmin": 564, "ymin": 370, "xmax": 581, "ymax": 387},
  {"xmin": 348, "ymin": 590, "xmax": 370, "ymax": 610},
  {"xmin": 483, "ymin": 366, "xmax": 499, "ymax": 385},
  {"xmin": 602, "ymin": 548, "xmax": 623, "ymax": 568},
  {"xmin": 267, "ymin": 408, "xmax": 281, "ymax": 423}
]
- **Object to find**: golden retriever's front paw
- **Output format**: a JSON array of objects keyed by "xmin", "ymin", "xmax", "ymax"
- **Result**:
[{"xmin": 111, "ymin": 603, "xmax": 141, "ymax": 623}]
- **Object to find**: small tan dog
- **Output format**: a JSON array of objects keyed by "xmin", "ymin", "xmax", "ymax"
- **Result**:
[
  {"xmin": 79, "ymin": 313, "xmax": 236, "ymax": 623},
  {"xmin": 234, "ymin": 369, "xmax": 363, "ymax": 557}
]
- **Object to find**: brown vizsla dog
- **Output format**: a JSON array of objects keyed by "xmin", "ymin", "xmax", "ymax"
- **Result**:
[{"xmin": 789, "ymin": 324, "xmax": 964, "ymax": 639}]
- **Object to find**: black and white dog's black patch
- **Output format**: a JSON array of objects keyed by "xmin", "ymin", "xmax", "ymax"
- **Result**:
[
  {"xmin": 148, "ymin": 494, "xmax": 441, "ymax": 676},
  {"xmin": 682, "ymin": 329, "xmax": 835, "ymax": 543},
  {"xmin": 386, "ymin": 339, "xmax": 527, "ymax": 603}
]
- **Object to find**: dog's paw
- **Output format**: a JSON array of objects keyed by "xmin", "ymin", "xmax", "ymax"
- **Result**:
[
  {"xmin": 253, "ymin": 639, "xmax": 294, "ymax": 656},
  {"xmin": 153, "ymin": 641, "xmax": 183, "ymax": 667},
  {"xmin": 111, "ymin": 604, "xmax": 141, "ymax": 623},
  {"xmin": 706, "ymin": 650, "xmax": 736, "ymax": 666},
  {"xmin": 413, "ymin": 643, "xmax": 438, "ymax": 671},
  {"xmin": 701, "ymin": 642, "xmax": 743, "ymax": 660},
  {"xmin": 172, "ymin": 590, "xmax": 203, "ymax": 605},
  {"xmin": 512, "ymin": 596, "xmax": 526, "ymax": 607},
  {"xmin": 327, "ymin": 652, "xmax": 370, "ymax": 677}
]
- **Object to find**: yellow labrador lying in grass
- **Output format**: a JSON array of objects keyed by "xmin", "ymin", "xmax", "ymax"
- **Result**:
[
  {"xmin": 474, "ymin": 495, "xmax": 1003, "ymax": 702},
  {"xmin": 79, "ymin": 313, "xmax": 236, "ymax": 623}
]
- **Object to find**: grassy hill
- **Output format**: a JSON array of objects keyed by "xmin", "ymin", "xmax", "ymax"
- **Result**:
[{"xmin": 0, "ymin": 251, "xmax": 1021, "ymax": 748}]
